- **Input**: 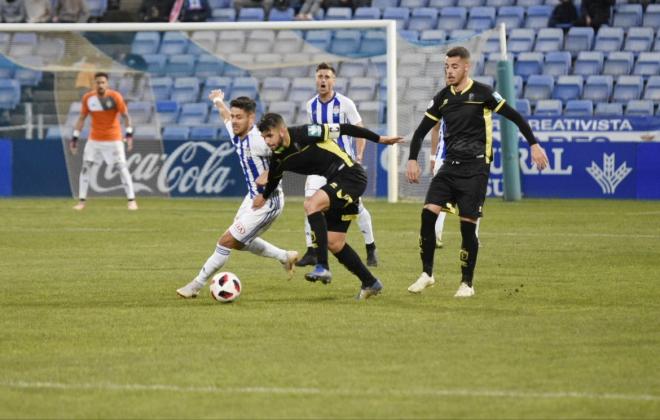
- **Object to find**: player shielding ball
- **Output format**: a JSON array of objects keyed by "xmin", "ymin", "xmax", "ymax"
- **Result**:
[
  {"xmin": 252, "ymin": 114, "xmax": 403, "ymax": 300},
  {"xmin": 406, "ymin": 47, "xmax": 549, "ymax": 297},
  {"xmin": 176, "ymin": 92, "xmax": 298, "ymax": 299},
  {"xmin": 69, "ymin": 72, "xmax": 138, "ymax": 210}
]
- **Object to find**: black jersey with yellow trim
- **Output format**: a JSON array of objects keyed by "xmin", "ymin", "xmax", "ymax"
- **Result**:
[
  {"xmin": 262, "ymin": 123, "xmax": 356, "ymax": 199},
  {"xmin": 424, "ymin": 79, "xmax": 506, "ymax": 163}
]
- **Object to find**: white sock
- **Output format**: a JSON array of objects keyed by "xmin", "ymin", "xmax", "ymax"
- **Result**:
[
  {"xmin": 78, "ymin": 161, "xmax": 94, "ymax": 200},
  {"xmin": 304, "ymin": 217, "xmax": 313, "ymax": 248},
  {"xmin": 357, "ymin": 203, "xmax": 375, "ymax": 245},
  {"xmin": 476, "ymin": 218, "xmax": 481, "ymax": 238},
  {"xmin": 244, "ymin": 237, "xmax": 287, "ymax": 263},
  {"xmin": 193, "ymin": 244, "xmax": 231, "ymax": 286},
  {"xmin": 435, "ymin": 211, "xmax": 447, "ymax": 241},
  {"xmin": 117, "ymin": 163, "xmax": 136, "ymax": 200}
]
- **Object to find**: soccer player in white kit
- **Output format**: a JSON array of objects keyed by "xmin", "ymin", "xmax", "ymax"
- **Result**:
[
  {"xmin": 69, "ymin": 72, "xmax": 138, "ymax": 210},
  {"xmin": 176, "ymin": 91, "xmax": 299, "ymax": 298},
  {"xmin": 296, "ymin": 62, "xmax": 379, "ymax": 268}
]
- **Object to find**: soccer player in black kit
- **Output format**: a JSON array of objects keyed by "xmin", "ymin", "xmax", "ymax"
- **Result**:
[
  {"xmin": 406, "ymin": 46, "xmax": 549, "ymax": 298},
  {"xmin": 252, "ymin": 113, "xmax": 402, "ymax": 300}
]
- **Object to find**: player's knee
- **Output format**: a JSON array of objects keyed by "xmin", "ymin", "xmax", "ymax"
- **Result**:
[
  {"xmin": 303, "ymin": 199, "xmax": 320, "ymax": 214},
  {"xmin": 219, "ymin": 231, "xmax": 240, "ymax": 249},
  {"xmin": 328, "ymin": 237, "xmax": 345, "ymax": 253}
]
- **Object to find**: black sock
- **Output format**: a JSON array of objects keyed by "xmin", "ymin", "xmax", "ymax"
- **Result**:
[
  {"xmin": 365, "ymin": 242, "xmax": 376, "ymax": 252},
  {"xmin": 334, "ymin": 243, "xmax": 377, "ymax": 288},
  {"xmin": 307, "ymin": 211, "xmax": 328, "ymax": 269},
  {"xmin": 420, "ymin": 208, "xmax": 438, "ymax": 276},
  {"xmin": 460, "ymin": 220, "xmax": 479, "ymax": 287}
]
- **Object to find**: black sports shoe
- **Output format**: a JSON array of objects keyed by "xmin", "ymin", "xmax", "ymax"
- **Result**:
[
  {"xmin": 295, "ymin": 248, "xmax": 317, "ymax": 267},
  {"xmin": 366, "ymin": 247, "xmax": 378, "ymax": 267}
]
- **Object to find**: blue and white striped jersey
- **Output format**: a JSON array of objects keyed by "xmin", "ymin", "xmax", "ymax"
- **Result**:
[
  {"xmin": 434, "ymin": 119, "xmax": 446, "ymax": 162},
  {"xmin": 306, "ymin": 92, "xmax": 362, "ymax": 160},
  {"xmin": 225, "ymin": 121, "xmax": 281, "ymax": 198}
]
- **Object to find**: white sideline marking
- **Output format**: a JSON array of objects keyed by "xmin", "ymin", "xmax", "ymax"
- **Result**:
[{"xmin": 1, "ymin": 380, "xmax": 659, "ymax": 402}]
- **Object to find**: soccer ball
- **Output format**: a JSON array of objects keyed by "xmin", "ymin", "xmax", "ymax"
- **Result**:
[{"xmin": 209, "ymin": 271, "xmax": 242, "ymax": 303}]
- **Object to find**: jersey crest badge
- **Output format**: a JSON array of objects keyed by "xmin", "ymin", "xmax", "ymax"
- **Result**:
[
  {"xmin": 333, "ymin": 105, "xmax": 340, "ymax": 115},
  {"xmin": 307, "ymin": 125, "xmax": 322, "ymax": 137}
]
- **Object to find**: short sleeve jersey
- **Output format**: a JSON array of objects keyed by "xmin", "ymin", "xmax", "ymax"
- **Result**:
[
  {"xmin": 306, "ymin": 92, "xmax": 362, "ymax": 159},
  {"xmin": 424, "ymin": 80, "xmax": 505, "ymax": 163},
  {"xmin": 81, "ymin": 89, "xmax": 127, "ymax": 141}
]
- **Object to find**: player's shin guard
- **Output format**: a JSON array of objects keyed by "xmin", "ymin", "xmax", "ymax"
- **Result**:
[
  {"xmin": 420, "ymin": 208, "xmax": 438, "ymax": 276},
  {"xmin": 193, "ymin": 244, "xmax": 231, "ymax": 285},
  {"xmin": 334, "ymin": 243, "xmax": 377, "ymax": 288},
  {"xmin": 78, "ymin": 161, "xmax": 94, "ymax": 200},
  {"xmin": 459, "ymin": 220, "xmax": 479, "ymax": 287},
  {"xmin": 307, "ymin": 211, "xmax": 329, "ymax": 269}
]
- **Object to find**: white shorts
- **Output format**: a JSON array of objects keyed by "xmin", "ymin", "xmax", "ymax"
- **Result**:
[
  {"xmin": 304, "ymin": 174, "xmax": 327, "ymax": 198},
  {"xmin": 229, "ymin": 191, "xmax": 284, "ymax": 245},
  {"xmin": 83, "ymin": 139, "xmax": 126, "ymax": 166}
]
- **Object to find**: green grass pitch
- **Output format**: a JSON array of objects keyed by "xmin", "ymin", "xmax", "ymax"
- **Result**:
[{"xmin": 1, "ymin": 197, "xmax": 659, "ymax": 418}]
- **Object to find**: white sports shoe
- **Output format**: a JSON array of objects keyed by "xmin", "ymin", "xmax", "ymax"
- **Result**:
[
  {"xmin": 454, "ymin": 282, "xmax": 475, "ymax": 297},
  {"xmin": 407, "ymin": 272, "xmax": 435, "ymax": 294},
  {"xmin": 127, "ymin": 200, "xmax": 138, "ymax": 211},
  {"xmin": 282, "ymin": 250, "xmax": 299, "ymax": 279},
  {"xmin": 176, "ymin": 280, "xmax": 204, "ymax": 298},
  {"xmin": 72, "ymin": 201, "xmax": 86, "ymax": 211}
]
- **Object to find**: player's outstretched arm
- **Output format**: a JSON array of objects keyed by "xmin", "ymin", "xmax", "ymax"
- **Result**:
[
  {"xmin": 209, "ymin": 89, "xmax": 231, "ymax": 122},
  {"xmin": 406, "ymin": 116, "xmax": 437, "ymax": 183},
  {"xmin": 337, "ymin": 124, "xmax": 403, "ymax": 145},
  {"xmin": 496, "ymin": 103, "xmax": 549, "ymax": 171}
]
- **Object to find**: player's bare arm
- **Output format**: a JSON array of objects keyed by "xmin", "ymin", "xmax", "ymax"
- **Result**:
[
  {"xmin": 69, "ymin": 114, "xmax": 86, "ymax": 155},
  {"xmin": 209, "ymin": 89, "xmax": 231, "ymax": 121},
  {"xmin": 429, "ymin": 122, "xmax": 440, "ymax": 174},
  {"xmin": 496, "ymin": 103, "xmax": 549, "ymax": 171},
  {"xmin": 255, "ymin": 170, "xmax": 268, "ymax": 187},
  {"xmin": 336, "ymin": 124, "xmax": 403, "ymax": 145},
  {"xmin": 406, "ymin": 115, "xmax": 438, "ymax": 183}
]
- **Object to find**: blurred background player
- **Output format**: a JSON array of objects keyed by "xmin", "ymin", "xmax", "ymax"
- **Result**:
[
  {"xmin": 296, "ymin": 62, "xmax": 379, "ymax": 268},
  {"xmin": 253, "ymin": 114, "xmax": 402, "ymax": 299},
  {"xmin": 176, "ymin": 91, "xmax": 298, "ymax": 299},
  {"xmin": 69, "ymin": 72, "xmax": 138, "ymax": 211}
]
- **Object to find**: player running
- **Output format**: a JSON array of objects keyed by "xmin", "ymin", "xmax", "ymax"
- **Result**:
[{"xmin": 176, "ymin": 91, "xmax": 299, "ymax": 299}]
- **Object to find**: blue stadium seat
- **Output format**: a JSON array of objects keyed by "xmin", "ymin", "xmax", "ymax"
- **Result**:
[
  {"xmin": 339, "ymin": 61, "xmax": 367, "ymax": 77},
  {"xmin": 208, "ymin": 0, "xmax": 231, "ymax": 8},
  {"xmin": 603, "ymin": 51, "xmax": 634, "ymax": 76},
  {"xmin": 0, "ymin": 32, "xmax": 11, "ymax": 52},
  {"xmin": 516, "ymin": 0, "xmax": 543, "ymax": 6},
  {"xmin": 238, "ymin": 7, "xmax": 265, "ymax": 21},
  {"xmin": 625, "ymin": 100, "xmax": 653, "ymax": 116},
  {"xmin": 534, "ymin": 99, "xmax": 562, "ymax": 116},
  {"xmin": 203, "ymin": 76, "xmax": 233, "ymax": 99},
  {"xmin": 654, "ymin": 30, "xmax": 660, "ymax": 52},
  {"xmin": 330, "ymin": 30, "xmax": 362, "ymax": 55},
  {"xmin": 594, "ymin": 27, "xmax": 624, "ymax": 52},
  {"xmin": 131, "ymin": 32, "xmax": 160, "ymax": 55},
  {"xmin": 189, "ymin": 127, "xmax": 218, "ymax": 141},
  {"xmin": 348, "ymin": 78, "xmax": 377, "ymax": 101},
  {"xmin": 643, "ymin": 4, "xmax": 660, "ymax": 28},
  {"xmin": 268, "ymin": 7, "xmax": 295, "ymax": 21},
  {"xmin": 594, "ymin": 102, "xmax": 623, "ymax": 116},
  {"xmin": 326, "ymin": 7, "xmax": 352, "ymax": 20},
  {"xmin": 623, "ymin": 27, "xmax": 654, "ymax": 54},
  {"xmin": 88, "ymin": 0, "xmax": 107, "ymax": 17},
  {"xmin": 368, "ymin": 55, "xmax": 387, "ymax": 77},
  {"xmin": 483, "ymin": 52, "xmax": 502, "ymax": 77},
  {"xmin": 612, "ymin": 4, "xmax": 642, "ymax": 28},
  {"xmin": 288, "ymin": 78, "xmax": 315, "ymax": 102},
  {"xmin": 268, "ymin": 101, "xmax": 297, "ymax": 122},
  {"xmin": 543, "ymin": 51, "xmax": 571, "ymax": 76},
  {"xmin": 304, "ymin": 30, "xmax": 332, "ymax": 51},
  {"xmin": 162, "ymin": 126, "xmax": 190, "ymax": 141},
  {"xmin": 159, "ymin": 32, "xmax": 189, "ymax": 55},
  {"xmin": 564, "ymin": 27, "xmax": 594, "ymax": 57},
  {"xmin": 382, "ymin": 7, "xmax": 410, "ymax": 29},
  {"xmin": 633, "ymin": 52, "xmax": 660, "ymax": 78},
  {"xmin": 358, "ymin": 101, "xmax": 385, "ymax": 125},
  {"xmin": 273, "ymin": 31, "xmax": 303, "ymax": 54},
  {"xmin": 354, "ymin": 7, "xmax": 380, "ymax": 19},
  {"xmin": 359, "ymin": 30, "xmax": 386, "ymax": 54},
  {"xmin": 582, "ymin": 75, "xmax": 613, "ymax": 102},
  {"xmin": 194, "ymin": 55, "xmax": 224, "ymax": 78},
  {"xmin": 524, "ymin": 74, "xmax": 554, "ymax": 102},
  {"xmin": 473, "ymin": 75, "xmax": 495, "ymax": 87},
  {"xmin": 428, "ymin": 0, "xmax": 455, "ymax": 6},
  {"xmin": 437, "ymin": 7, "xmax": 468, "ymax": 31},
  {"xmin": 573, "ymin": 51, "xmax": 604, "ymax": 76},
  {"xmin": 408, "ymin": 8, "xmax": 438, "ymax": 31},
  {"xmin": 461, "ymin": 0, "xmax": 485, "ymax": 7},
  {"xmin": 643, "ymin": 76, "xmax": 660, "ymax": 101},
  {"xmin": 210, "ymin": 8, "xmax": 235, "ymax": 22},
  {"xmin": 372, "ymin": 0, "xmax": 398, "ymax": 9},
  {"xmin": 232, "ymin": 77, "xmax": 259, "ymax": 99},
  {"xmin": 223, "ymin": 53, "xmax": 253, "ymax": 77},
  {"xmin": 171, "ymin": 77, "xmax": 200, "ymax": 103},
  {"xmin": 525, "ymin": 5, "xmax": 552, "ymax": 29},
  {"xmin": 400, "ymin": 0, "xmax": 427, "ymax": 7},
  {"xmin": 514, "ymin": 74, "xmax": 523, "ymax": 95},
  {"xmin": 13, "ymin": 57, "xmax": 42, "ymax": 87},
  {"xmin": 612, "ymin": 75, "xmax": 643, "ymax": 103},
  {"xmin": 165, "ymin": 54, "xmax": 196, "ymax": 77},
  {"xmin": 178, "ymin": 103, "xmax": 209, "ymax": 125},
  {"xmin": 188, "ymin": 31, "xmax": 217, "ymax": 55},
  {"xmin": 466, "ymin": 7, "xmax": 495, "ymax": 31},
  {"xmin": 553, "ymin": 75, "xmax": 584, "ymax": 102},
  {"xmin": 495, "ymin": 6, "xmax": 525, "ymax": 30},
  {"xmin": 448, "ymin": 29, "xmax": 476, "ymax": 42},
  {"xmin": 216, "ymin": 31, "xmax": 245, "ymax": 54},
  {"xmin": 564, "ymin": 99, "xmax": 593, "ymax": 116},
  {"xmin": 156, "ymin": 101, "xmax": 180, "ymax": 125},
  {"xmin": 515, "ymin": 52, "xmax": 543, "ymax": 80},
  {"xmin": 419, "ymin": 29, "xmax": 447, "ymax": 44},
  {"xmin": 245, "ymin": 30, "xmax": 275, "ymax": 54},
  {"xmin": 133, "ymin": 125, "xmax": 160, "ymax": 141},
  {"xmin": 487, "ymin": 0, "xmax": 514, "ymax": 6},
  {"xmin": 534, "ymin": 28, "xmax": 563, "ymax": 53},
  {"xmin": 261, "ymin": 77, "xmax": 290, "ymax": 102},
  {"xmin": 399, "ymin": 30, "xmax": 420, "ymax": 43},
  {"xmin": 483, "ymin": 31, "xmax": 501, "ymax": 53},
  {"xmin": 128, "ymin": 102, "xmax": 153, "ymax": 124},
  {"xmin": 142, "ymin": 54, "xmax": 167, "ymax": 76},
  {"xmin": 280, "ymin": 53, "xmax": 312, "ymax": 77},
  {"xmin": 150, "ymin": 77, "xmax": 174, "ymax": 101},
  {"xmin": 515, "ymin": 98, "xmax": 531, "ymax": 115},
  {"xmin": 508, "ymin": 28, "xmax": 535, "ymax": 54},
  {"xmin": 9, "ymin": 33, "xmax": 37, "ymax": 58},
  {"xmin": 0, "ymin": 79, "xmax": 20, "ymax": 109},
  {"xmin": 0, "ymin": 55, "xmax": 15, "ymax": 79}
]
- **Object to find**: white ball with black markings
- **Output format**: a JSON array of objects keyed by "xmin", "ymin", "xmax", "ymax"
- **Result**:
[{"xmin": 209, "ymin": 272, "xmax": 242, "ymax": 303}]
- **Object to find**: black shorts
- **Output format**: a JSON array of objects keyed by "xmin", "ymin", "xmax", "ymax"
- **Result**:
[
  {"xmin": 425, "ymin": 160, "xmax": 490, "ymax": 219},
  {"xmin": 321, "ymin": 165, "xmax": 367, "ymax": 233}
]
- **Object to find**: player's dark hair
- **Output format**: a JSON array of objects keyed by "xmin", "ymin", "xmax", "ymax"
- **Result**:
[
  {"xmin": 446, "ymin": 47, "xmax": 471, "ymax": 61},
  {"xmin": 316, "ymin": 62, "xmax": 336, "ymax": 75},
  {"xmin": 230, "ymin": 96, "xmax": 256, "ymax": 114},
  {"xmin": 94, "ymin": 72, "xmax": 109, "ymax": 80},
  {"xmin": 258, "ymin": 113, "xmax": 285, "ymax": 132}
]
